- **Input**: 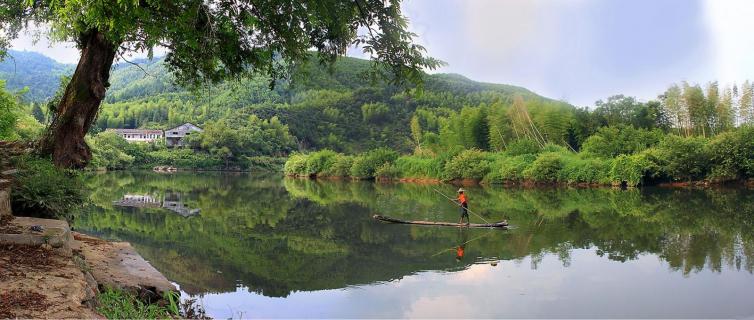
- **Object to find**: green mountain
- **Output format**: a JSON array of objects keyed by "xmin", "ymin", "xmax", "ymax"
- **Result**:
[
  {"xmin": 95, "ymin": 55, "xmax": 572, "ymax": 153},
  {"xmin": 0, "ymin": 50, "xmax": 75, "ymax": 101},
  {"xmin": 1, "ymin": 51, "xmax": 573, "ymax": 153}
]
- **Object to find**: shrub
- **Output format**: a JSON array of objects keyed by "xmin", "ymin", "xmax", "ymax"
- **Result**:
[
  {"xmin": 443, "ymin": 149, "xmax": 492, "ymax": 180},
  {"xmin": 0, "ymin": 82, "xmax": 19, "ymax": 140},
  {"xmin": 245, "ymin": 156, "xmax": 287, "ymax": 172},
  {"xmin": 394, "ymin": 155, "xmax": 443, "ymax": 179},
  {"xmin": 523, "ymin": 152, "xmax": 564, "ymax": 182},
  {"xmin": 305, "ymin": 149, "xmax": 338, "ymax": 176},
  {"xmin": 560, "ymin": 155, "xmax": 610, "ymax": 184},
  {"xmin": 145, "ymin": 149, "xmax": 223, "ymax": 170},
  {"xmin": 610, "ymin": 154, "xmax": 652, "ymax": 186},
  {"xmin": 322, "ymin": 154, "xmax": 354, "ymax": 177},
  {"xmin": 375, "ymin": 163, "xmax": 399, "ymax": 179},
  {"xmin": 499, "ymin": 154, "xmax": 536, "ymax": 181},
  {"xmin": 657, "ymin": 135, "xmax": 710, "ymax": 181},
  {"xmin": 706, "ymin": 126, "xmax": 754, "ymax": 181},
  {"xmin": 581, "ymin": 126, "xmax": 663, "ymax": 158},
  {"xmin": 88, "ymin": 131, "xmax": 135, "ymax": 169},
  {"xmin": 505, "ymin": 139, "xmax": 541, "ymax": 156},
  {"xmin": 284, "ymin": 153, "xmax": 309, "ymax": 176},
  {"xmin": 541, "ymin": 143, "xmax": 568, "ymax": 153},
  {"xmin": 350, "ymin": 148, "xmax": 399, "ymax": 179},
  {"xmin": 10, "ymin": 156, "xmax": 86, "ymax": 220}
]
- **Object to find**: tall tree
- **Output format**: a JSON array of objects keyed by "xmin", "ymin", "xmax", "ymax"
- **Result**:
[
  {"xmin": 704, "ymin": 81, "xmax": 720, "ymax": 134},
  {"xmin": 739, "ymin": 81, "xmax": 754, "ymax": 125},
  {"xmin": 682, "ymin": 82, "xmax": 707, "ymax": 137},
  {"xmin": 660, "ymin": 84, "xmax": 685, "ymax": 136},
  {"xmin": 718, "ymin": 86, "xmax": 734, "ymax": 131},
  {"xmin": 0, "ymin": 0, "xmax": 441, "ymax": 168}
]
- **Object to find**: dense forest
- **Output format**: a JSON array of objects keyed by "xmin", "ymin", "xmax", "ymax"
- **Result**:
[{"xmin": 2, "ymin": 51, "xmax": 754, "ymax": 186}]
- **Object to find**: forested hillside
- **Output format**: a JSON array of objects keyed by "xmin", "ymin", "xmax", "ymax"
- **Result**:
[
  {"xmin": 1, "ymin": 51, "xmax": 573, "ymax": 155},
  {"xmin": 93, "ymin": 54, "xmax": 568, "ymax": 154},
  {"xmin": 0, "ymin": 50, "xmax": 74, "ymax": 101}
]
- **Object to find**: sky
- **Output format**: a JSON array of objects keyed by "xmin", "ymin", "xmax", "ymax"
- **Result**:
[{"xmin": 9, "ymin": 0, "xmax": 754, "ymax": 106}]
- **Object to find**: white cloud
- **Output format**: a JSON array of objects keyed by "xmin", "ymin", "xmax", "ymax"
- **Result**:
[
  {"xmin": 703, "ymin": 0, "xmax": 754, "ymax": 85},
  {"xmin": 10, "ymin": 27, "xmax": 79, "ymax": 64}
]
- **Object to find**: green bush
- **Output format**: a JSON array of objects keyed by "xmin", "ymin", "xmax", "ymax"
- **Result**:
[
  {"xmin": 350, "ymin": 148, "xmax": 399, "ymax": 179},
  {"xmin": 560, "ymin": 155, "xmax": 610, "ymax": 184},
  {"xmin": 375, "ymin": 163, "xmax": 399, "ymax": 179},
  {"xmin": 541, "ymin": 143, "xmax": 568, "ymax": 153},
  {"xmin": 245, "ymin": 156, "xmax": 287, "ymax": 172},
  {"xmin": 88, "ymin": 131, "xmax": 135, "ymax": 169},
  {"xmin": 493, "ymin": 154, "xmax": 536, "ymax": 182},
  {"xmin": 322, "ymin": 154, "xmax": 354, "ymax": 177},
  {"xmin": 146, "ymin": 149, "xmax": 224, "ymax": 170},
  {"xmin": 706, "ymin": 126, "xmax": 754, "ymax": 181},
  {"xmin": 0, "ymin": 81, "xmax": 19, "ymax": 140},
  {"xmin": 609, "ymin": 152, "xmax": 661, "ymax": 187},
  {"xmin": 657, "ymin": 135, "xmax": 710, "ymax": 181},
  {"xmin": 523, "ymin": 152, "xmax": 564, "ymax": 182},
  {"xmin": 581, "ymin": 126, "xmax": 663, "ymax": 158},
  {"xmin": 284, "ymin": 153, "xmax": 310, "ymax": 176},
  {"xmin": 305, "ymin": 149, "xmax": 338, "ymax": 176},
  {"xmin": 443, "ymin": 149, "xmax": 492, "ymax": 180},
  {"xmin": 505, "ymin": 139, "xmax": 541, "ymax": 156},
  {"xmin": 10, "ymin": 156, "xmax": 86, "ymax": 220},
  {"xmin": 394, "ymin": 155, "xmax": 443, "ymax": 179}
]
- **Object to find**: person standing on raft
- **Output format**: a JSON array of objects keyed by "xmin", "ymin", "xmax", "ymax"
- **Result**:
[{"xmin": 456, "ymin": 188, "xmax": 469, "ymax": 225}]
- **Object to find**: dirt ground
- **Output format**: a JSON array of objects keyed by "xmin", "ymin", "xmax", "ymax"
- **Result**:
[{"xmin": 0, "ymin": 243, "xmax": 102, "ymax": 319}]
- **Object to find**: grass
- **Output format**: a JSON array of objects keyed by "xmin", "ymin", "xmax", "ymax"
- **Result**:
[{"xmin": 97, "ymin": 287, "xmax": 181, "ymax": 319}]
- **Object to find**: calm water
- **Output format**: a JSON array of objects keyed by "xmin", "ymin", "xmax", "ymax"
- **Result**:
[{"xmin": 73, "ymin": 171, "xmax": 754, "ymax": 318}]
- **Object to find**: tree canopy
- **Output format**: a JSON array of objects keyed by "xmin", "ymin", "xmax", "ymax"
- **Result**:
[{"xmin": 2, "ymin": 0, "xmax": 442, "ymax": 88}]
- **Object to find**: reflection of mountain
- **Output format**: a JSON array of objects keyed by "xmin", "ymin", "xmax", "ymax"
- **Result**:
[
  {"xmin": 112, "ymin": 192, "xmax": 200, "ymax": 217},
  {"xmin": 75, "ymin": 172, "xmax": 754, "ymax": 298}
]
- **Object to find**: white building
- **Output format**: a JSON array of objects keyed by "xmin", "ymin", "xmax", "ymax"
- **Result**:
[
  {"xmin": 109, "ymin": 129, "xmax": 164, "ymax": 143},
  {"xmin": 165, "ymin": 123, "xmax": 203, "ymax": 147}
]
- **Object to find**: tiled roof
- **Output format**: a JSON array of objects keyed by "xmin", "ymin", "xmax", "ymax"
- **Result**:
[{"xmin": 107, "ymin": 129, "xmax": 163, "ymax": 134}]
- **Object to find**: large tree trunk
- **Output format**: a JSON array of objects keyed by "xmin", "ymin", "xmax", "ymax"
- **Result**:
[{"xmin": 39, "ymin": 30, "xmax": 118, "ymax": 169}]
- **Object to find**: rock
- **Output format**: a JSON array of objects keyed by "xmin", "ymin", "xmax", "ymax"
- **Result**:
[
  {"xmin": 0, "ymin": 180, "xmax": 11, "ymax": 220},
  {"xmin": 74, "ymin": 232, "xmax": 176, "ymax": 297}
]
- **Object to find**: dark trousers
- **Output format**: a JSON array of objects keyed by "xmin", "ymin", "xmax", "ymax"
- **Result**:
[{"xmin": 460, "ymin": 202, "xmax": 469, "ymax": 222}]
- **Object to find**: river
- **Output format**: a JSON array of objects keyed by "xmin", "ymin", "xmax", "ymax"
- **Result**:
[{"xmin": 73, "ymin": 171, "xmax": 754, "ymax": 318}]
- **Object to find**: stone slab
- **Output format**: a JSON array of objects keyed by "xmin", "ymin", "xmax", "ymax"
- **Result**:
[
  {"xmin": 74, "ymin": 232, "xmax": 176, "ymax": 298},
  {"xmin": 0, "ymin": 217, "xmax": 73, "ymax": 256}
]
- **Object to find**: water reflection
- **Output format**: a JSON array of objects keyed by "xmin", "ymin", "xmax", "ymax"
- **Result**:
[
  {"xmin": 113, "ymin": 192, "xmax": 201, "ymax": 217},
  {"xmin": 73, "ymin": 171, "xmax": 754, "ymax": 318}
]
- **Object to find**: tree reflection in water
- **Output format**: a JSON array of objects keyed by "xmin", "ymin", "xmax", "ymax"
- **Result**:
[{"xmin": 74, "ymin": 171, "xmax": 754, "ymax": 298}]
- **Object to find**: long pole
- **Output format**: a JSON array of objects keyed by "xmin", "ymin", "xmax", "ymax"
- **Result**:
[{"xmin": 433, "ymin": 188, "xmax": 491, "ymax": 224}]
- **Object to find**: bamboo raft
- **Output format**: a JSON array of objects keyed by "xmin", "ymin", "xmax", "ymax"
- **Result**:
[{"xmin": 373, "ymin": 215, "xmax": 508, "ymax": 229}]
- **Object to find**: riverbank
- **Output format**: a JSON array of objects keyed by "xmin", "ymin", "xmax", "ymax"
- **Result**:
[
  {"xmin": 284, "ymin": 127, "xmax": 754, "ymax": 188},
  {"xmin": 286, "ymin": 173, "xmax": 754, "ymax": 189},
  {"xmin": 0, "ymin": 215, "xmax": 180, "ymax": 318}
]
